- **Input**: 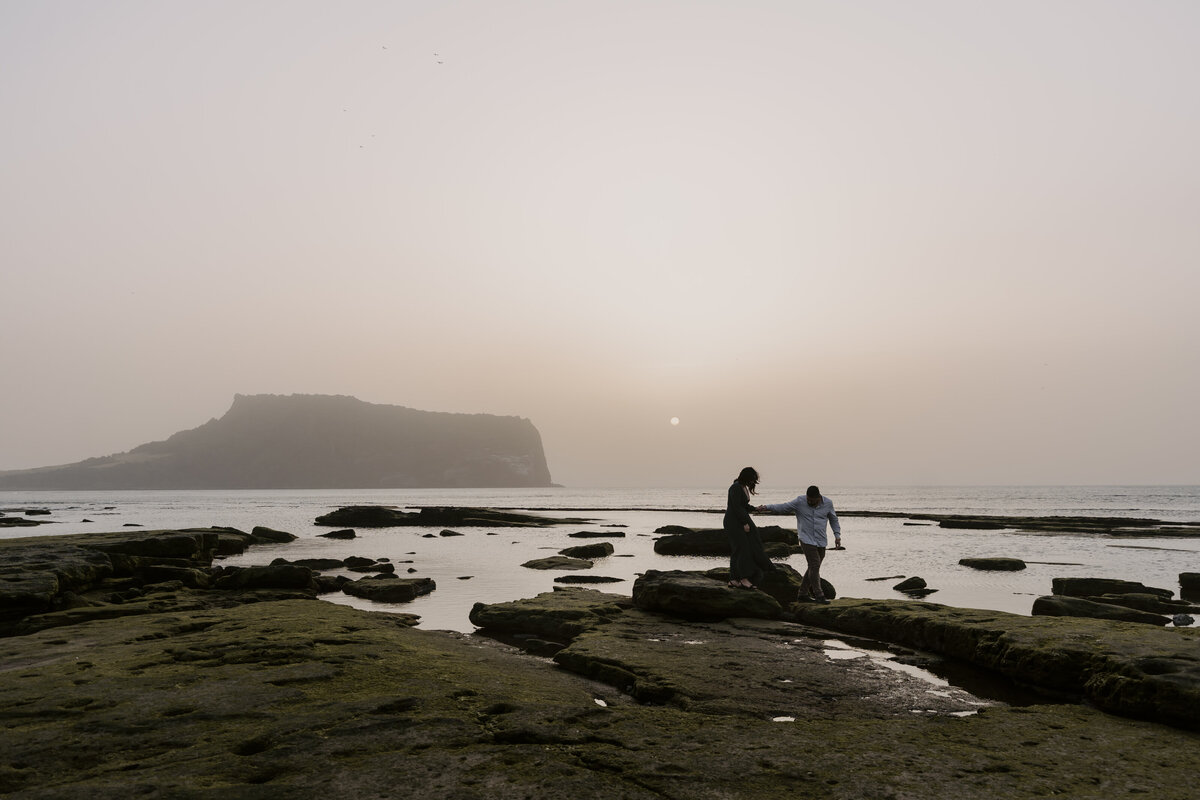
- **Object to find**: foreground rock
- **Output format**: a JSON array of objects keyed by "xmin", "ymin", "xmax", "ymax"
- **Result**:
[
  {"xmin": 790, "ymin": 598, "xmax": 1200, "ymax": 731},
  {"xmin": 314, "ymin": 505, "xmax": 590, "ymax": 528},
  {"xmin": 4, "ymin": 590, "xmax": 1200, "ymax": 796}
]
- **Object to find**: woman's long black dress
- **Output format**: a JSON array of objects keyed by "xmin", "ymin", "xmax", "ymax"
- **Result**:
[{"xmin": 724, "ymin": 481, "xmax": 773, "ymax": 585}]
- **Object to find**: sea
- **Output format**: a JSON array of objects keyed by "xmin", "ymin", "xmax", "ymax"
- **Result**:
[{"xmin": 3, "ymin": 485, "xmax": 1198, "ymax": 632}]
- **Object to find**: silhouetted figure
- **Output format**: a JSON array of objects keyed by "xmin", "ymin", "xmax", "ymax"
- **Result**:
[{"xmin": 724, "ymin": 467, "xmax": 773, "ymax": 589}]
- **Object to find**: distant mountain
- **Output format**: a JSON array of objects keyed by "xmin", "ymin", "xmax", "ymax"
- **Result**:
[{"xmin": 0, "ymin": 394, "xmax": 554, "ymax": 490}]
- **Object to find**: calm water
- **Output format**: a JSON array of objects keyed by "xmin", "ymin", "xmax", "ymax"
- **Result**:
[{"xmin": 4, "ymin": 486, "xmax": 1198, "ymax": 632}]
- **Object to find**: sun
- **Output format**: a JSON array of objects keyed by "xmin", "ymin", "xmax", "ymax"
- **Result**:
[{"xmin": 670, "ymin": 417, "xmax": 680, "ymax": 426}]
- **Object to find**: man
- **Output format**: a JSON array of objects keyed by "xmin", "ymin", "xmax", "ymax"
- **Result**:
[{"xmin": 758, "ymin": 485, "xmax": 841, "ymax": 603}]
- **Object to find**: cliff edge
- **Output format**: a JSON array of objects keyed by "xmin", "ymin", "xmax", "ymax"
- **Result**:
[{"xmin": 0, "ymin": 394, "xmax": 553, "ymax": 489}]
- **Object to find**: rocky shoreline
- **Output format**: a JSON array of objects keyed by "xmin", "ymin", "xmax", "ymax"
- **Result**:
[{"xmin": 3, "ymin": 519, "xmax": 1200, "ymax": 797}]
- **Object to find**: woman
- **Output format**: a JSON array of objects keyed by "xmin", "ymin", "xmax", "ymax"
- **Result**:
[{"xmin": 724, "ymin": 466, "xmax": 773, "ymax": 589}]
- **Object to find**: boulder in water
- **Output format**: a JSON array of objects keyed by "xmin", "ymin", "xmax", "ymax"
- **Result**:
[
  {"xmin": 342, "ymin": 576, "xmax": 434, "ymax": 603},
  {"xmin": 959, "ymin": 557, "xmax": 1026, "ymax": 571},
  {"xmin": 1031, "ymin": 595, "xmax": 1169, "ymax": 625},
  {"xmin": 521, "ymin": 556, "xmax": 593, "ymax": 570},
  {"xmin": 558, "ymin": 542, "xmax": 614, "ymax": 559},
  {"xmin": 1052, "ymin": 577, "xmax": 1173, "ymax": 599}
]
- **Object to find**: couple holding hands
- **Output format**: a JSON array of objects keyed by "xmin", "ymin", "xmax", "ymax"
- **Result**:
[{"xmin": 724, "ymin": 466, "xmax": 842, "ymax": 602}]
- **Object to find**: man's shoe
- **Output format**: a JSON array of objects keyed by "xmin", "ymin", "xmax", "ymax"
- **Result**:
[{"xmin": 814, "ymin": 597, "xmax": 830, "ymax": 604}]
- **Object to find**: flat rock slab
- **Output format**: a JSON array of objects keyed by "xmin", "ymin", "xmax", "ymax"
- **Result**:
[
  {"xmin": 792, "ymin": 598, "xmax": 1200, "ymax": 731},
  {"xmin": 959, "ymin": 557, "xmax": 1026, "ymax": 571},
  {"xmin": 554, "ymin": 575, "xmax": 625, "ymax": 584},
  {"xmin": 652, "ymin": 524, "xmax": 796, "ymax": 556},
  {"xmin": 342, "ymin": 576, "xmax": 435, "ymax": 603},
  {"xmin": 837, "ymin": 511, "xmax": 1200, "ymax": 537},
  {"xmin": 562, "ymin": 611, "xmax": 991, "ymax": 716},
  {"xmin": 520, "ymin": 556, "xmax": 593, "ymax": 570},
  {"xmin": 1033, "ymin": 594, "xmax": 1169, "ymax": 625},
  {"xmin": 314, "ymin": 505, "xmax": 592, "ymax": 528},
  {"xmin": 3, "ymin": 599, "xmax": 1200, "ymax": 797},
  {"xmin": 0, "ymin": 517, "xmax": 45, "ymax": 527},
  {"xmin": 1053, "ymin": 577, "xmax": 1174, "ymax": 599}
]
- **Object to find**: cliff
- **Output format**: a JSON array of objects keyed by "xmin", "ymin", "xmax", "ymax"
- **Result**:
[{"xmin": 0, "ymin": 394, "xmax": 553, "ymax": 489}]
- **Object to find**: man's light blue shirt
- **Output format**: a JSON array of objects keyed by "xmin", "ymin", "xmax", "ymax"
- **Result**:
[{"xmin": 761, "ymin": 495, "xmax": 841, "ymax": 548}]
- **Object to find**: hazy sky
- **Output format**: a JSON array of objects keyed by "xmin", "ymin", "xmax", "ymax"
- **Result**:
[{"xmin": 3, "ymin": 1, "xmax": 1198, "ymax": 488}]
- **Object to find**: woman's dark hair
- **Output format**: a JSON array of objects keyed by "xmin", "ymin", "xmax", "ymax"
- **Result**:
[{"xmin": 736, "ymin": 467, "xmax": 759, "ymax": 494}]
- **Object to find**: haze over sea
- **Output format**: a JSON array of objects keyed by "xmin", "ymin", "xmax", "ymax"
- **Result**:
[{"xmin": 5, "ymin": 485, "xmax": 1197, "ymax": 633}]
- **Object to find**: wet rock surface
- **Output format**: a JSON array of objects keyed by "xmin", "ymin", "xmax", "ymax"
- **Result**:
[{"xmin": 790, "ymin": 598, "xmax": 1200, "ymax": 731}]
